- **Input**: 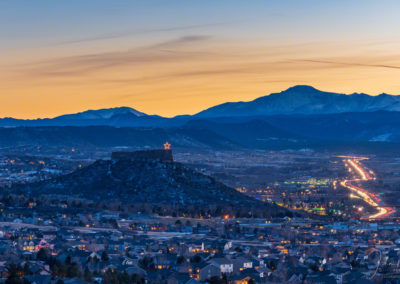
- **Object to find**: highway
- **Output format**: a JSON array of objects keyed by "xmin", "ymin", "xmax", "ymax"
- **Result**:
[{"xmin": 339, "ymin": 156, "xmax": 395, "ymax": 220}]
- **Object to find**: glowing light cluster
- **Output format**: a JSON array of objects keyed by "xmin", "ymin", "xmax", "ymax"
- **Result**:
[{"xmin": 340, "ymin": 157, "xmax": 395, "ymax": 220}]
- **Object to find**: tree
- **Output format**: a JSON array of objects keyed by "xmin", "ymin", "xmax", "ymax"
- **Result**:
[
  {"xmin": 351, "ymin": 260, "xmax": 360, "ymax": 268},
  {"xmin": 208, "ymin": 275, "xmax": 228, "ymax": 284},
  {"xmin": 177, "ymin": 256, "xmax": 186, "ymax": 264},
  {"xmin": 5, "ymin": 278, "xmax": 22, "ymax": 284},
  {"xmin": 131, "ymin": 274, "xmax": 145, "ymax": 284},
  {"xmin": 234, "ymin": 246, "xmax": 243, "ymax": 253},
  {"xmin": 37, "ymin": 248, "xmax": 48, "ymax": 261},
  {"xmin": 267, "ymin": 260, "xmax": 277, "ymax": 271},
  {"xmin": 66, "ymin": 262, "xmax": 81, "ymax": 278},
  {"xmin": 65, "ymin": 256, "xmax": 73, "ymax": 265},
  {"xmin": 138, "ymin": 256, "xmax": 154, "ymax": 270},
  {"xmin": 5, "ymin": 263, "xmax": 23, "ymax": 284},
  {"xmin": 84, "ymin": 267, "xmax": 92, "ymax": 282},
  {"xmin": 101, "ymin": 251, "xmax": 110, "ymax": 262},
  {"xmin": 109, "ymin": 219, "xmax": 119, "ymax": 229},
  {"xmin": 23, "ymin": 262, "xmax": 30, "ymax": 276},
  {"xmin": 190, "ymin": 255, "xmax": 202, "ymax": 263}
]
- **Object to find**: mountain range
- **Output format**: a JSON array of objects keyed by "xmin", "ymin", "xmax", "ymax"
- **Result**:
[
  {"xmin": 197, "ymin": 85, "xmax": 400, "ymax": 117},
  {"xmin": 3, "ymin": 85, "xmax": 400, "ymax": 127},
  {"xmin": 3, "ymin": 85, "xmax": 400, "ymax": 150}
]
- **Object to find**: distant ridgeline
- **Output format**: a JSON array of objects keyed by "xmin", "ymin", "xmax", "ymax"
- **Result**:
[{"xmin": 111, "ymin": 149, "xmax": 173, "ymax": 162}]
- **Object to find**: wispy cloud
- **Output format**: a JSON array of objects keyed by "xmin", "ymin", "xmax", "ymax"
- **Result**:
[
  {"xmin": 294, "ymin": 59, "xmax": 400, "ymax": 70},
  {"xmin": 20, "ymin": 35, "xmax": 212, "ymax": 78},
  {"xmin": 101, "ymin": 66, "xmax": 254, "ymax": 85},
  {"xmin": 149, "ymin": 35, "xmax": 211, "ymax": 49},
  {"xmin": 54, "ymin": 22, "xmax": 231, "ymax": 45}
]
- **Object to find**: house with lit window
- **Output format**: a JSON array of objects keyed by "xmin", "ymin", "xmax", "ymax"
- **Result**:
[{"xmin": 209, "ymin": 258, "xmax": 234, "ymax": 274}]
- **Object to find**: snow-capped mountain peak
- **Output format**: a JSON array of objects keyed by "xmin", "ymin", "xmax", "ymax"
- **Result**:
[{"xmin": 55, "ymin": 107, "xmax": 147, "ymax": 120}]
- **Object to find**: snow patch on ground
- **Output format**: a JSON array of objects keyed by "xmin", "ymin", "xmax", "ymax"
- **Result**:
[{"xmin": 369, "ymin": 133, "xmax": 392, "ymax": 142}]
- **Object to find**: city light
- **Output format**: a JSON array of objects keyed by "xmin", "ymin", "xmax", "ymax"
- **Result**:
[{"xmin": 340, "ymin": 157, "xmax": 395, "ymax": 219}]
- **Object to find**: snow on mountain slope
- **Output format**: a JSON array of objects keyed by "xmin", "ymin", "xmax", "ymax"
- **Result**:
[
  {"xmin": 55, "ymin": 107, "xmax": 147, "ymax": 120},
  {"xmin": 197, "ymin": 85, "xmax": 400, "ymax": 117}
]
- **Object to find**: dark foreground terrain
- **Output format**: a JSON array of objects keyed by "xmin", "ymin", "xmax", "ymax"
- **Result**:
[{"xmin": 12, "ymin": 155, "xmax": 288, "ymax": 218}]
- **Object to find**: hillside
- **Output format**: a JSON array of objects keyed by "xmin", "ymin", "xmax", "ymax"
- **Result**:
[
  {"xmin": 4, "ymin": 111, "xmax": 400, "ymax": 152},
  {"xmin": 183, "ymin": 119, "xmax": 306, "ymax": 149},
  {"xmin": 14, "ymin": 156, "xmax": 288, "ymax": 217},
  {"xmin": 0, "ymin": 126, "xmax": 239, "ymax": 149}
]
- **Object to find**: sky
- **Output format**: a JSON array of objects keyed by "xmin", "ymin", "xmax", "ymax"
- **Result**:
[{"xmin": 2, "ymin": 0, "xmax": 400, "ymax": 119}]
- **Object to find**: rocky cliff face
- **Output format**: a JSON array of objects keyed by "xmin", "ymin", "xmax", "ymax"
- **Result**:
[{"xmin": 111, "ymin": 149, "xmax": 173, "ymax": 162}]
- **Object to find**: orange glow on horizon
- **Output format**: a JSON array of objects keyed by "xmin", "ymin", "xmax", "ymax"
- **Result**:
[{"xmin": 2, "ymin": 40, "xmax": 400, "ymax": 119}]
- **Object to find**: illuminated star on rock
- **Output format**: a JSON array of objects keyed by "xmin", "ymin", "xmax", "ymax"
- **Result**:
[{"xmin": 164, "ymin": 142, "xmax": 171, "ymax": 150}]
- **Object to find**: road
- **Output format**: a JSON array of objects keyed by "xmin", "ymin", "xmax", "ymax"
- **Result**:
[{"xmin": 339, "ymin": 156, "xmax": 395, "ymax": 219}]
